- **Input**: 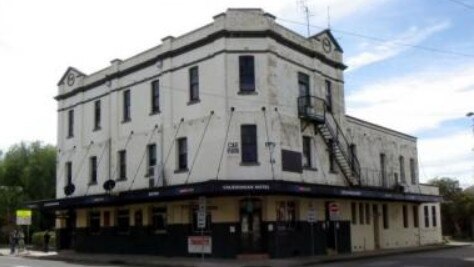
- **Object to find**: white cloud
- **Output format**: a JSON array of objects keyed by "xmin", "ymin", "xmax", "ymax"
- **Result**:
[
  {"xmin": 347, "ymin": 64, "xmax": 474, "ymax": 133},
  {"xmin": 418, "ymin": 132, "xmax": 473, "ymax": 187},
  {"xmin": 346, "ymin": 21, "xmax": 451, "ymax": 71}
]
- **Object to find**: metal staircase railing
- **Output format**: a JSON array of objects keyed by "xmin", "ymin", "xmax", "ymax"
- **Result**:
[{"xmin": 298, "ymin": 96, "xmax": 361, "ymax": 186}]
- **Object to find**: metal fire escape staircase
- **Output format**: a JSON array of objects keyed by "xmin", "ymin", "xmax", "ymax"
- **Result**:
[{"xmin": 298, "ymin": 96, "xmax": 361, "ymax": 186}]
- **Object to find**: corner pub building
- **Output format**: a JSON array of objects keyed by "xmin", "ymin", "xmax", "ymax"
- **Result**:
[{"xmin": 29, "ymin": 9, "xmax": 442, "ymax": 258}]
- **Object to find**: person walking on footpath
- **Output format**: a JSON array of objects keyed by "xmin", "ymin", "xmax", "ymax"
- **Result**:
[
  {"xmin": 13, "ymin": 229, "xmax": 19, "ymax": 256},
  {"xmin": 43, "ymin": 230, "xmax": 51, "ymax": 253},
  {"xmin": 9, "ymin": 230, "xmax": 15, "ymax": 255}
]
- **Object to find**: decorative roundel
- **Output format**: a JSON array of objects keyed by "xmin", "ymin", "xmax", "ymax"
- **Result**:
[
  {"xmin": 67, "ymin": 73, "xmax": 75, "ymax": 86},
  {"xmin": 103, "ymin": 179, "xmax": 116, "ymax": 191},
  {"xmin": 322, "ymin": 37, "xmax": 332, "ymax": 53},
  {"xmin": 64, "ymin": 183, "xmax": 76, "ymax": 196}
]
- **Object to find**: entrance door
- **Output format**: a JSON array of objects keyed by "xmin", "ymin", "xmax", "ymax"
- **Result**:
[
  {"xmin": 239, "ymin": 198, "xmax": 262, "ymax": 253},
  {"xmin": 373, "ymin": 204, "xmax": 380, "ymax": 249},
  {"xmin": 59, "ymin": 209, "xmax": 76, "ymax": 250}
]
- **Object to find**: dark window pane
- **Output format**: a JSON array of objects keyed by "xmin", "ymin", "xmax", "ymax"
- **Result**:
[
  {"xmin": 88, "ymin": 211, "xmax": 101, "ymax": 233},
  {"xmin": 147, "ymin": 144, "xmax": 157, "ymax": 176},
  {"xmin": 298, "ymin": 72, "xmax": 310, "ymax": 97},
  {"xmin": 351, "ymin": 202, "xmax": 357, "ymax": 224},
  {"xmin": 365, "ymin": 203, "xmax": 370, "ymax": 224},
  {"xmin": 151, "ymin": 207, "xmax": 167, "ymax": 231},
  {"xmin": 123, "ymin": 90, "xmax": 131, "ymax": 121},
  {"xmin": 410, "ymin": 158, "xmax": 417, "ymax": 184},
  {"xmin": 94, "ymin": 100, "xmax": 101, "ymax": 130},
  {"xmin": 302, "ymin": 136, "xmax": 312, "ymax": 167},
  {"xmin": 177, "ymin": 138, "xmax": 187, "ymax": 170},
  {"xmin": 118, "ymin": 150, "xmax": 127, "ymax": 180},
  {"xmin": 151, "ymin": 80, "xmax": 160, "ymax": 113},
  {"xmin": 424, "ymin": 206, "xmax": 429, "ymax": 227},
  {"xmin": 382, "ymin": 204, "xmax": 389, "ymax": 229},
  {"xmin": 189, "ymin": 67, "xmax": 199, "ymax": 101},
  {"xmin": 90, "ymin": 156, "xmax": 97, "ymax": 184},
  {"xmin": 359, "ymin": 203, "xmax": 364, "ymax": 225},
  {"xmin": 66, "ymin": 161, "xmax": 72, "ymax": 184},
  {"xmin": 403, "ymin": 205, "xmax": 408, "ymax": 228},
  {"xmin": 117, "ymin": 209, "xmax": 130, "ymax": 233},
  {"xmin": 325, "ymin": 80, "xmax": 332, "ymax": 112},
  {"xmin": 399, "ymin": 156, "xmax": 405, "ymax": 183},
  {"xmin": 239, "ymin": 56, "xmax": 255, "ymax": 91},
  {"xmin": 68, "ymin": 109, "xmax": 74, "ymax": 137},
  {"xmin": 134, "ymin": 210, "xmax": 143, "ymax": 227},
  {"xmin": 413, "ymin": 206, "xmax": 419, "ymax": 228},
  {"xmin": 241, "ymin": 125, "xmax": 257, "ymax": 163},
  {"xmin": 432, "ymin": 206, "xmax": 437, "ymax": 227}
]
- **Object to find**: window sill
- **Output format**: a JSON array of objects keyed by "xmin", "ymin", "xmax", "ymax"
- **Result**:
[
  {"xmin": 150, "ymin": 110, "xmax": 161, "ymax": 116},
  {"xmin": 238, "ymin": 90, "xmax": 257, "ymax": 95},
  {"xmin": 187, "ymin": 99, "xmax": 201, "ymax": 105},
  {"xmin": 88, "ymin": 181, "xmax": 98, "ymax": 186},
  {"xmin": 174, "ymin": 168, "xmax": 189, "ymax": 174},
  {"xmin": 66, "ymin": 135, "xmax": 74, "ymax": 139},
  {"xmin": 240, "ymin": 162, "xmax": 260, "ymax": 166},
  {"xmin": 121, "ymin": 119, "xmax": 131, "ymax": 124},
  {"xmin": 93, "ymin": 127, "xmax": 101, "ymax": 132},
  {"xmin": 303, "ymin": 166, "xmax": 318, "ymax": 171}
]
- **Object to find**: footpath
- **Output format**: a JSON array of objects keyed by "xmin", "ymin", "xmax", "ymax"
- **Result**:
[{"xmin": 0, "ymin": 242, "xmax": 471, "ymax": 267}]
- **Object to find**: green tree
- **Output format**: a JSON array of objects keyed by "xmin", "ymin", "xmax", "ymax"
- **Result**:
[
  {"xmin": 429, "ymin": 177, "xmax": 474, "ymax": 239},
  {"xmin": 0, "ymin": 141, "xmax": 56, "ymax": 237}
]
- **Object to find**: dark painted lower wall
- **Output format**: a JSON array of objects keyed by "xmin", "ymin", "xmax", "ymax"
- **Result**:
[{"xmin": 59, "ymin": 220, "xmax": 351, "ymax": 258}]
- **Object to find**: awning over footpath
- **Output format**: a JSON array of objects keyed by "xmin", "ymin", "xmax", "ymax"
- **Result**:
[{"xmin": 27, "ymin": 180, "xmax": 442, "ymax": 210}]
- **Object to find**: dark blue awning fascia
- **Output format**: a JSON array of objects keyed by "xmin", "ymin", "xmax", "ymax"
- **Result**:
[{"xmin": 27, "ymin": 180, "xmax": 442, "ymax": 210}]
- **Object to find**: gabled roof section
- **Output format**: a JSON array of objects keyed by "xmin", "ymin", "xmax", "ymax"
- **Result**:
[
  {"xmin": 57, "ymin": 67, "xmax": 86, "ymax": 86},
  {"xmin": 311, "ymin": 29, "xmax": 343, "ymax": 53}
]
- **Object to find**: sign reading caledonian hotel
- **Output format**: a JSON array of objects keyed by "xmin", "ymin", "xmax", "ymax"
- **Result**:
[{"xmin": 29, "ymin": 8, "xmax": 442, "ymax": 258}]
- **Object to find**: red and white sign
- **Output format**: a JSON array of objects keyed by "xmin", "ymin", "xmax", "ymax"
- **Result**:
[
  {"xmin": 329, "ymin": 202, "xmax": 340, "ymax": 221},
  {"xmin": 188, "ymin": 236, "xmax": 212, "ymax": 254}
]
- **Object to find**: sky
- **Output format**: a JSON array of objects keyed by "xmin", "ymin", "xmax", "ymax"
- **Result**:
[{"xmin": 0, "ymin": 0, "xmax": 473, "ymax": 187}]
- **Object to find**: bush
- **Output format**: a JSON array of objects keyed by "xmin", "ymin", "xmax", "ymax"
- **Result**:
[{"xmin": 31, "ymin": 231, "xmax": 56, "ymax": 250}]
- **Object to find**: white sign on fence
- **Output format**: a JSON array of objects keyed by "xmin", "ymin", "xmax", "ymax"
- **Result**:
[{"xmin": 188, "ymin": 236, "xmax": 212, "ymax": 254}]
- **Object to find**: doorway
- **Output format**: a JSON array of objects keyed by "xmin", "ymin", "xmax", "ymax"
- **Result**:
[
  {"xmin": 372, "ymin": 204, "xmax": 380, "ymax": 249},
  {"xmin": 239, "ymin": 198, "xmax": 262, "ymax": 253}
]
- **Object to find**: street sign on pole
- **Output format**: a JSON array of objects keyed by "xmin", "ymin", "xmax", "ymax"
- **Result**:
[
  {"xmin": 16, "ymin": 210, "xmax": 32, "ymax": 225},
  {"xmin": 197, "ymin": 197, "xmax": 207, "ymax": 229}
]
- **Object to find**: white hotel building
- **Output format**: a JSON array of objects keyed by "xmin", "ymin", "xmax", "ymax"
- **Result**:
[{"xmin": 30, "ymin": 9, "xmax": 442, "ymax": 258}]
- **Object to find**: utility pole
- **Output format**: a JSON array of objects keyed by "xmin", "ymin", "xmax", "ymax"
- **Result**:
[{"xmin": 468, "ymin": 112, "xmax": 474, "ymax": 240}]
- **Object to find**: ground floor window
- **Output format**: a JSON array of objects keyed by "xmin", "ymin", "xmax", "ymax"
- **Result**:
[
  {"xmin": 403, "ymin": 205, "xmax": 408, "ymax": 228},
  {"xmin": 117, "ymin": 209, "xmax": 130, "ymax": 234},
  {"xmin": 413, "ymin": 205, "xmax": 419, "ymax": 228},
  {"xmin": 432, "ymin": 206, "xmax": 437, "ymax": 227},
  {"xmin": 382, "ymin": 204, "xmax": 389, "ymax": 229},
  {"xmin": 424, "ymin": 206, "xmax": 430, "ymax": 228},
  {"xmin": 88, "ymin": 211, "xmax": 101, "ymax": 233},
  {"xmin": 351, "ymin": 202, "xmax": 357, "ymax": 224},
  {"xmin": 134, "ymin": 209, "xmax": 143, "ymax": 227},
  {"xmin": 276, "ymin": 201, "xmax": 297, "ymax": 230},
  {"xmin": 151, "ymin": 207, "xmax": 167, "ymax": 232}
]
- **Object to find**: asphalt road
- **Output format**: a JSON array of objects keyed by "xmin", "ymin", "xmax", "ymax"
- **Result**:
[
  {"xmin": 317, "ymin": 245, "xmax": 474, "ymax": 267},
  {"xmin": 0, "ymin": 246, "xmax": 472, "ymax": 267}
]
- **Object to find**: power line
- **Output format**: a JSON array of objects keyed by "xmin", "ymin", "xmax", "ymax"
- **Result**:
[
  {"xmin": 276, "ymin": 17, "xmax": 474, "ymax": 58},
  {"xmin": 445, "ymin": 0, "xmax": 474, "ymax": 10}
]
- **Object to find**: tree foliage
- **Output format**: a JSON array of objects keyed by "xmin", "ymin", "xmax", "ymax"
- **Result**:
[
  {"xmin": 0, "ymin": 141, "xmax": 56, "ymax": 234},
  {"xmin": 429, "ymin": 177, "xmax": 474, "ymax": 239}
]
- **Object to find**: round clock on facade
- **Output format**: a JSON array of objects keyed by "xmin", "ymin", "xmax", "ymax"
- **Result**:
[
  {"xmin": 67, "ymin": 73, "xmax": 75, "ymax": 86},
  {"xmin": 322, "ymin": 37, "xmax": 332, "ymax": 53}
]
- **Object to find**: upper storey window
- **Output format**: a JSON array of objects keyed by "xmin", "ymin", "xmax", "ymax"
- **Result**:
[
  {"xmin": 94, "ymin": 100, "xmax": 101, "ymax": 130},
  {"xmin": 189, "ymin": 66, "xmax": 199, "ymax": 103},
  {"xmin": 410, "ymin": 158, "xmax": 417, "ymax": 184},
  {"xmin": 123, "ymin": 90, "xmax": 131, "ymax": 122},
  {"xmin": 239, "ymin": 56, "xmax": 255, "ymax": 93},
  {"xmin": 151, "ymin": 80, "xmax": 160, "ymax": 114},
  {"xmin": 241, "ymin": 125, "xmax": 258, "ymax": 164},
  {"xmin": 325, "ymin": 80, "xmax": 333, "ymax": 112},
  {"xmin": 298, "ymin": 72, "xmax": 310, "ymax": 97},
  {"xmin": 67, "ymin": 109, "xmax": 74, "ymax": 138}
]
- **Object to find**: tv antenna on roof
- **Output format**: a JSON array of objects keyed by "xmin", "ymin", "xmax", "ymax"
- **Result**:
[{"xmin": 297, "ymin": 0, "xmax": 313, "ymax": 37}]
